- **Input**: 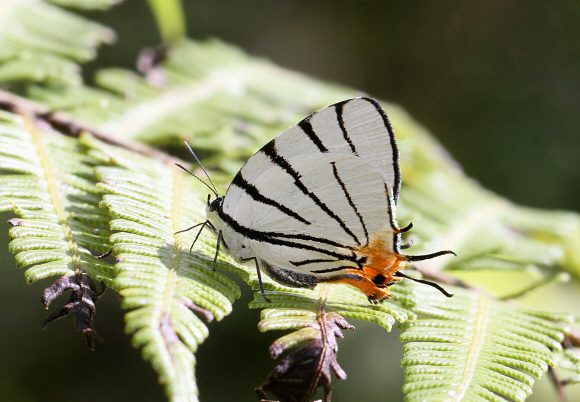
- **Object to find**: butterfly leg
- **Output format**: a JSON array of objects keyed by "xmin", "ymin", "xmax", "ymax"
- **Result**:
[
  {"xmin": 175, "ymin": 221, "xmax": 206, "ymax": 235},
  {"xmin": 212, "ymin": 229, "xmax": 223, "ymax": 271},
  {"xmin": 190, "ymin": 221, "xmax": 209, "ymax": 252},
  {"xmin": 174, "ymin": 221, "xmax": 209, "ymax": 252},
  {"xmin": 240, "ymin": 256, "xmax": 271, "ymax": 303}
]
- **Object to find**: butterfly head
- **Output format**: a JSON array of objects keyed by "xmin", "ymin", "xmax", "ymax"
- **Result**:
[
  {"xmin": 205, "ymin": 194, "xmax": 224, "ymax": 236},
  {"xmin": 207, "ymin": 194, "xmax": 223, "ymax": 213}
]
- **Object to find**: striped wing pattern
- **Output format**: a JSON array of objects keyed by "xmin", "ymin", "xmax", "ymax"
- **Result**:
[
  {"xmin": 218, "ymin": 98, "xmax": 402, "ymax": 279},
  {"xmin": 224, "ymin": 97, "xmax": 400, "ymax": 205}
]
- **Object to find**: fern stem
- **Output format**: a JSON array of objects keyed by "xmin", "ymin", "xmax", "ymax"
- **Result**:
[
  {"xmin": 146, "ymin": 0, "xmax": 186, "ymax": 42},
  {"xmin": 171, "ymin": 168, "xmax": 185, "ymax": 266},
  {"xmin": 25, "ymin": 113, "xmax": 82, "ymax": 273},
  {"xmin": 160, "ymin": 169, "xmax": 184, "ymax": 321},
  {"xmin": 99, "ymin": 70, "xmax": 227, "ymax": 138},
  {"xmin": 153, "ymin": 168, "xmax": 193, "ymax": 398},
  {"xmin": 453, "ymin": 294, "xmax": 490, "ymax": 401},
  {"xmin": 0, "ymin": 90, "xmax": 185, "ymax": 166}
]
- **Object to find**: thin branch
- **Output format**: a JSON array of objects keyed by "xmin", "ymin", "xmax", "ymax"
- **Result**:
[
  {"xmin": 548, "ymin": 367, "xmax": 567, "ymax": 402},
  {"xmin": 563, "ymin": 327, "xmax": 580, "ymax": 348},
  {"xmin": 0, "ymin": 89, "xmax": 188, "ymax": 168}
]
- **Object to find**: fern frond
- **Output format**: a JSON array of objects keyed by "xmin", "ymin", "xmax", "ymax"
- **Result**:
[
  {"xmin": 249, "ymin": 278, "xmax": 415, "ymax": 334},
  {"xmin": 81, "ymin": 133, "xmax": 243, "ymax": 401},
  {"xmin": 391, "ymin": 108, "xmax": 580, "ymax": 282},
  {"xmin": 2, "ymin": 3, "xmax": 578, "ymax": 395},
  {"xmin": 0, "ymin": 0, "xmax": 115, "ymax": 86},
  {"xmin": 399, "ymin": 282, "xmax": 578, "ymax": 402},
  {"xmin": 0, "ymin": 110, "xmax": 114, "ymax": 284},
  {"xmin": 47, "ymin": 0, "xmax": 123, "ymax": 10},
  {"xmin": 23, "ymin": 36, "xmax": 580, "ymax": 284},
  {"xmin": 28, "ymin": 38, "xmax": 356, "ymax": 180}
]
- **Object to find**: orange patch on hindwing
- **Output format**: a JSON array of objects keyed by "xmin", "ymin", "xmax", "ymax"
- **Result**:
[
  {"xmin": 358, "ymin": 230, "xmax": 406, "ymax": 279},
  {"xmin": 329, "ymin": 230, "xmax": 407, "ymax": 301}
]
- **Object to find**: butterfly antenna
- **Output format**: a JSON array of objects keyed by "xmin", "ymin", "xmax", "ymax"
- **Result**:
[
  {"xmin": 175, "ymin": 163, "xmax": 219, "ymax": 197},
  {"xmin": 395, "ymin": 271, "xmax": 453, "ymax": 297},
  {"xmin": 405, "ymin": 250, "xmax": 456, "ymax": 262},
  {"xmin": 183, "ymin": 141, "xmax": 219, "ymax": 196}
]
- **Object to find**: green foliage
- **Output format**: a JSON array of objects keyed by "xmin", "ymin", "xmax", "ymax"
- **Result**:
[
  {"xmin": 0, "ymin": 111, "xmax": 114, "ymax": 285},
  {"xmin": 1, "ymin": 2, "xmax": 579, "ymax": 401},
  {"xmin": 0, "ymin": 0, "xmax": 115, "ymax": 86},
  {"xmin": 146, "ymin": 0, "xmax": 186, "ymax": 42},
  {"xmin": 83, "ymin": 133, "xmax": 242, "ymax": 400},
  {"xmin": 47, "ymin": 0, "xmax": 122, "ymax": 10},
  {"xmin": 27, "ymin": 38, "xmax": 354, "ymax": 183},
  {"xmin": 388, "ymin": 106, "xmax": 580, "ymax": 281},
  {"xmin": 400, "ymin": 284, "xmax": 576, "ymax": 402},
  {"xmin": 250, "ymin": 280, "xmax": 415, "ymax": 333}
]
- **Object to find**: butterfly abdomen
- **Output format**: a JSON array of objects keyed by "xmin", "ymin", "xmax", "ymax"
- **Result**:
[{"xmin": 260, "ymin": 259, "xmax": 321, "ymax": 289}]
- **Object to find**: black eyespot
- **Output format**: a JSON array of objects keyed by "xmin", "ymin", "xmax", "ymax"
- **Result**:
[
  {"xmin": 241, "ymin": 245, "xmax": 246, "ymax": 248},
  {"xmin": 372, "ymin": 274, "xmax": 387, "ymax": 286}
]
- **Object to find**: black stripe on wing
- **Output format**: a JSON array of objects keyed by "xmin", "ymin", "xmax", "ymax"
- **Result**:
[
  {"xmin": 218, "ymin": 208, "xmax": 358, "ymax": 262},
  {"xmin": 290, "ymin": 258, "xmax": 341, "ymax": 267},
  {"xmin": 291, "ymin": 257, "xmax": 361, "ymax": 275},
  {"xmin": 310, "ymin": 266, "xmax": 356, "ymax": 274},
  {"xmin": 335, "ymin": 100, "xmax": 358, "ymax": 155},
  {"xmin": 291, "ymin": 252, "xmax": 365, "ymax": 269},
  {"xmin": 298, "ymin": 119, "xmax": 328, "ymax": 152},
  {"xmin": 261, "ymin": 139, "xmax": 361, "ymax": 245},
  {"xmin": 232, "ymin": 170, "xmax": 311, "ymax": 225},
  {"xmin": 359, "ymin": 97, "xmax": 401, "ymax": 202},
  {"xmin": 384, "ymin": 183, "xmax": 402, "ymax": 254},
  {"xmin": 384, "ymin": 183, "xmax": 398, "ymax": 232},
  {"xmin": 331, "ymin": 161, "xmax": 369, "ymax": 245}
]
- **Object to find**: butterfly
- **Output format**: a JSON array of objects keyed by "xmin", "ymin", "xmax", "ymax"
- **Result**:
[{"xmin": 178, "ymin": 97, "xmax": 454, "ymax": 303}]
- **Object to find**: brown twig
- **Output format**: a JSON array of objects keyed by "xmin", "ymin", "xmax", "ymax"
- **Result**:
[
  {"xmin": 548, "ymin": 367, "xmax": 567, "ymax": 402},
  {"xmin": 563, "ymin": 327, "xmax": 580, "ymax": 348},
  {"xmin": 0, "ymin": 89, "xmax": 188, "ymax": 168}
]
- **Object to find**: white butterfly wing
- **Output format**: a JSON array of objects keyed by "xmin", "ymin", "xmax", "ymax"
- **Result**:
[
  {"xmin": 207, "ymin": 97, "xmax": 453, "ymax": 299},
  {"xmin": 226, "ymin": 97, "xmax": 401, "ymax": 211},
  {"xmin": 223, "ymin": 153, "xmax": 398, "ymax": 277}
]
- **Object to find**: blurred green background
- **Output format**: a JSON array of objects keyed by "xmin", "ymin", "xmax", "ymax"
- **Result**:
[{"xmin": 1, "ymin": 2, "xmax": 579, "ymax": 401}]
